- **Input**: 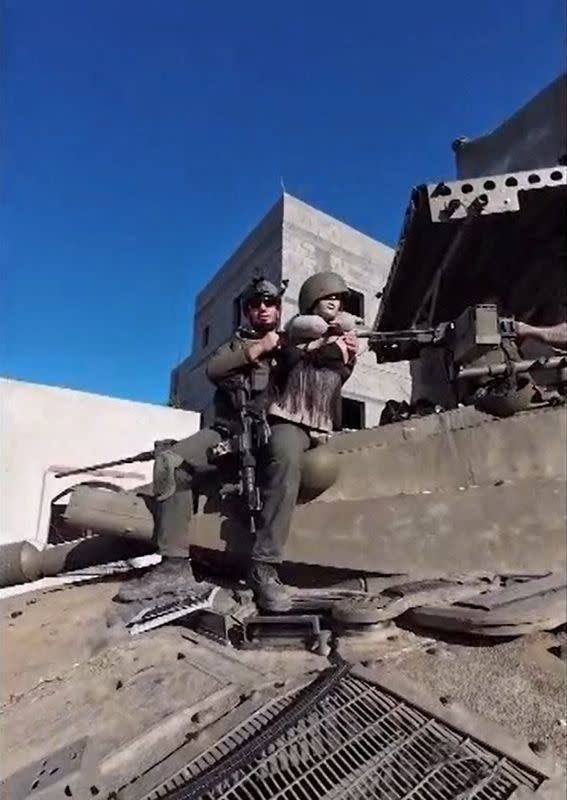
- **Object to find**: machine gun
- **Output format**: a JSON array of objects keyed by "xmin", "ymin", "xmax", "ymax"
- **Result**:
[
  {"xmin": 354, "ymin": 306, "xmax": 515, "ymax": 366},
  {"xmin": 53, "ymin": 440, "xmax": 179, "ymax": 479},
  {"xmin": 366, "ymin": 305, "xmax": 564, "ymax": 374},
  {"xmin": 333, "ymin": 304, "xmax": 566, "ymax": 409},
  {"xmin": 287, "ymin": 311, "xmax": 450, "ymax": 361},
  {"xmin": 347, "ymin": 321, "xmax": 450, "ymax": 362},
  {"xmin": 323, "ymin": 306, "xmax": 516, "ymax": 363},
  {"xmin": 206, "ymin": 383, "xmax": 270, "ymax": 534}
]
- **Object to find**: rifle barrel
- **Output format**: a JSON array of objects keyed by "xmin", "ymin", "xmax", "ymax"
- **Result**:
[
  {"xmin": 54, "ymin": 450, "xmax": 154, "ymax": 479},
  {"xmin": 457, "ymin": 356, "xmax": 566, "ymax": 380},
  {"xmin": 354, "ymin": 328, "xmax": 437, "ymax": 340}
]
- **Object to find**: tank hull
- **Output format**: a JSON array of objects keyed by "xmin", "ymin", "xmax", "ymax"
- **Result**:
[{"xmin": 57, "ymin": 406, "xmax": 566, "ymax": 577}]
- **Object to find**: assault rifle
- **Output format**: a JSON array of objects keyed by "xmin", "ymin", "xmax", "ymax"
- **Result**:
[
  {"xmin": 207, "ymin": 383, "xmax": 270, "ymax": 534},
  {"xmin": 55, "ymin": 383, "xmax": 269, "ymax": 533}
]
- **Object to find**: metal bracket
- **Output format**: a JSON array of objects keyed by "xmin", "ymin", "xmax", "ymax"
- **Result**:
[
  {"xmin": 288, "ymin": 587, "xmax": 368, "ymax": 612},
  {"xmin": 192, "ymin": 608, "xmax": 233, "ymax": 646},
  {"xmin": 241, "ymin": 614, "xmax": 331, "ymax": 654},
  {"xmin": 428, "ymin": 166, "xmax": 566, "ymax": 222}
]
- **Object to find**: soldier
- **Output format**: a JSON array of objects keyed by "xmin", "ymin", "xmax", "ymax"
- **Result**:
[
  {"xmin": 120, "ymin": 272, "xmax": 358, "ymax": 614},
  {"xmin": 272, "ymin": 271, "xmax": 359, "ymax": 433},
  {"xmin": 118, "ymin": 276, "xmax": 286, "ymax": 605},
  {"xmin": 249, "ymin": 272, "xmax": 359, "ymax": 611}
]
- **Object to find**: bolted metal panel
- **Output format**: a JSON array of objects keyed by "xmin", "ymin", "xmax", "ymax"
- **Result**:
[{"xmin": 147, "ymin": 670, "xmax": 546, "ymax": 800}]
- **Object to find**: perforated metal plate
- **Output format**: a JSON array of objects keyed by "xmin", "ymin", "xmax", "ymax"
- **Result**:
[{"xmin": 427, "ymin": 166, "xmax": 566, "ymax": 221}]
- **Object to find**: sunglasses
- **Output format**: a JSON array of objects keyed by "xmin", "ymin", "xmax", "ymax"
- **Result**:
[{"xmin": 247, "ymin": 296, "xmax": 280, "ymax": 309}]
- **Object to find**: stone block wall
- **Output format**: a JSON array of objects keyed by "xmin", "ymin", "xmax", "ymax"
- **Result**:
[{"xmin": 281, "ymin": 195, "xmax": 411, "ymax": 427}]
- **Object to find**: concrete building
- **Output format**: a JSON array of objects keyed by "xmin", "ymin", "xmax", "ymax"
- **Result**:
[
  {"xmin": 1, "ymin": 378, "xmax": 200, "ymax": 547},
  {"xmin": 171, "ymin": 193, "xmax": 411, "ymax": 428},
  {"xmin": 453, "ymin": 73, "xmax": 566, "ymax": 178}
]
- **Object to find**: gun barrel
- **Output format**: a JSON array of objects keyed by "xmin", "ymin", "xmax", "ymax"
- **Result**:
[
  {"xmin": 355, "ymin": 327, "xmax": 438, "ymax": 341},
  {"xmin": 457, "ymin": 355, "xmax": 566, "ymax": 380},
  {"xmin": 54, "ymin": 450, "xmax": 154, "ymax": 479}
]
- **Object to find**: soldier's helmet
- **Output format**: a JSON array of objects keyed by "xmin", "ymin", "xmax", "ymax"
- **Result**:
[
  {"xmin": 298, "ymin": 272, "xmax": 349, "ymax": 315},
  {"xmin": 241, "ymin": 275, "xmax": 286, "ymax": 309},
  {"xmin": 474, "ymin": 377, "xmax": 538, "ymax": 418}
]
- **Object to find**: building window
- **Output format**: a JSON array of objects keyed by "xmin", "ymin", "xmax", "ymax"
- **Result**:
[
  {"xmin": 201, "ymin": 325, "xmax": 210, "ymax": 349},
  {"xmin": 343, "ymin": 288, "xmax": 365, "ymax": 319},
  {"xmin": 342, "ymin": 397, "xmax": 365, "ymax": 430},
  {"xmin": 233, "ymin": 295, "xmax": 242, "ymax": 330}
]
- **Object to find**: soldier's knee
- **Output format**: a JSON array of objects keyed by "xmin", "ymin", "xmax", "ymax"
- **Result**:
[
  {"xmin": 153, "ymin": 450, "xmax": 185, "ymax": 501},
  {"xmin": 173, "ymin": 466, "xmax": 193, "ymax": 492}
]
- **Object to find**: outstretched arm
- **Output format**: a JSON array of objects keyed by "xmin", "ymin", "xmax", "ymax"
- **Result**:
[
  {"xmin": 285, "ymin": 314, "xmax": 329, "ymax": 342},
  {"xmin": 515, "ymin": 320, "xmax": 567, "ymax": 349}
]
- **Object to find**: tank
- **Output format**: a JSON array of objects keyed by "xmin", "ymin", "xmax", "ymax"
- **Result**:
[
  {"xmin": 1, "ymin": 163, "xmax": 566, "ymax": 798},
  {"xmin": 40, "ymin": 535, "xmax": 153, "ymax": 576},
  {"xmin": 2, "ymin": 400, "xmax": 565, "ymax": 798}
]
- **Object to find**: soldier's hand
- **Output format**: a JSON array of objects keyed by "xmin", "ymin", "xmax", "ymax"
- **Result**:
[
  {"xmin": 261, "ymin": 330, "xmax": 281, "ymax": 352},
  {"xmin": 247, "ymin": 331, "xmax": 280, "ymax": 361},
  {"xmin": 343, "ymin": 331, "xmax": 359, "ymax": 359},
  {"xmin": 514, "ymin": 320, "xmax": 529, "ymax": 340},
  {"xmin": 325, "ymin": 322, "xmax": 343, "ymax": 336}
]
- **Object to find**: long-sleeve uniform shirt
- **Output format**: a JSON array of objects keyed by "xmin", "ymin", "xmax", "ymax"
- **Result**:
[
  {"xmin": 206, "ymin": 326, "xmax": 355, "ymax": 438},
  {"xmin": 269, "ymin": 338, "xmax": 354, "ymax": 435},
  {"xmin": 205, "ymin": 328, "xmax": 277, "ymax": 433}
]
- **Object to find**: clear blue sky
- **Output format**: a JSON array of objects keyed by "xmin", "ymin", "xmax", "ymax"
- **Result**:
[{"xmin": 2, "ymin": 1, "xmax": 564, "ymax": 404}]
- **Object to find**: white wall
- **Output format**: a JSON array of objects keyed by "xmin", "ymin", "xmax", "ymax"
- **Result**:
[{"xmin": 0, "ymin": 378, "xmax": 200, "ymax": 547}]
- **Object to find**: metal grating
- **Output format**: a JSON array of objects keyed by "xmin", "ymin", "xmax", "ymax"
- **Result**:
[{"xmin": 148, "ymin": 669, "xmax": 543, "ymax": 800}]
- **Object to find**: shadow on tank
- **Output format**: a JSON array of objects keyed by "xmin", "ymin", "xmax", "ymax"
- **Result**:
[{"xmin": 193, "ymin": 444, "xmax": 342, "ymax": 570}]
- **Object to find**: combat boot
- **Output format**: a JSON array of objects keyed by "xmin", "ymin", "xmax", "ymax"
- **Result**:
[
  {"xmin": 117, "ymin": 557, "xmax": 213, "ymax": 603},
  {"xmin": 248, "ymin": 561, "xmax": 292, "ymax": 613}
]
